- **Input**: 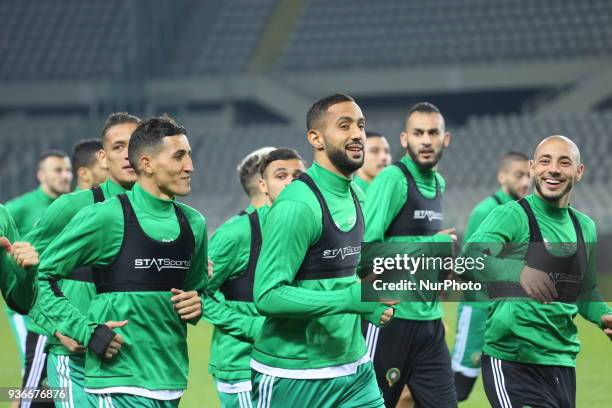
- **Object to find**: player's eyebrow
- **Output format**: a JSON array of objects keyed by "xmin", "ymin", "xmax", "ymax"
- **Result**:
[{"xmin": 336, "ymin": 116, "xmax": 365, "ymax": 124}]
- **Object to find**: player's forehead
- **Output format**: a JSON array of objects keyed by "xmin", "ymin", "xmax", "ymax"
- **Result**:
[
  {"xmin": 325, "ymin": 101, "xmax": 364, "ymax": 123},
  {"xmin": 366, "ymin": 136, "xmax": 389, "ymax": 149},
  {"xmin": 506, "ymin": 158, "xmax": 529, "ymax": 172},
  {"xmin": 161, "ymin": 134, "xmax": 190, "ymax": 151},
  {"xmin": 406, "ymin": 111, "xmax": 444, "ymax": 130},
  {"xmin": 534, "ymin": 139, "xmax": 577, "ymax": 161},
  {"xmin": 268, "ymin": 158, "xmax": 304, "ymax": 172},
  {"xmin": 41, "ymin": 155, "xmax": 70, "ymax": 169},
  {"xmin": 105, "ymin": 122, "xmax": 138, "ymax": 145}
]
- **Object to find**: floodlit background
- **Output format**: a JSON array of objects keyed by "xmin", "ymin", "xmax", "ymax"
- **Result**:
[{"xmin": 1, "ymin": 1, "xmax": 611, "ymax": 406}]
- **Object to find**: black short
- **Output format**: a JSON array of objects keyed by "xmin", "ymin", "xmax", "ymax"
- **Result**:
[
  {"xmin": 482, "ymin": 354, "xmax": 576, "ymax": 408},
  {"xmin": 362, "ymin": 318, "xmax": 457, "ymax": 408},
  {"xmin": 21, "ymin": 331, "xmax": 53, "ymax": 407}
]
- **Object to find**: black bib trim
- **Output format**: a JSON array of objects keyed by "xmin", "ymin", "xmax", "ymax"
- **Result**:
[
  {"xmin": 294, "ymin": 173, "xmax": 364, "ymax": 281},
  {"xmin": 488, "ymin": 199, "xmax": 586, "ymax": 302},
  {"xmin": 93, "ymin": 194, "xmax": 195, "ymax": 294},
  {"xmin": 385, "ymin": 161, "xmax": 443, "ymax": 238},
  {"xmin": 220, "ymin": 211, "xmax": 262, "ymax": 302}
]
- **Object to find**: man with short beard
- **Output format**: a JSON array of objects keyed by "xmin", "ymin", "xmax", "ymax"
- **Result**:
[
  {"xmin": 363, "ymin": 102, "xmax": 457, "ymax": 408},
  {"xmin": 462, "ymin": 136, "xmax": 612, "ymax": 408},
  {"xmin": 251, "ymin": 94, "xmax": 394, "ymax": 407},
  {"xmin": 354, "ymin": 131, "xmax": 392, "ymax": 193},
  {"xmin": 451, "ymin": 151, "xmax": 529, "ymax": 402}
]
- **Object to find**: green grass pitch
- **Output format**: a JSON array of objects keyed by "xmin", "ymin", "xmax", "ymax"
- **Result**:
[{"xmin": 0, "ymin": 301, "xmax": 609, "ymax": 407}]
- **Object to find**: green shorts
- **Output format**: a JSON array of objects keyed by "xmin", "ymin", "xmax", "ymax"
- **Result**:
[
  {"xmin": 252, "ymin": 361, "xmax": 384, "ymax": 408},
  {"xmin": 215, "ymin": 378, "xmax": 253, "ymax": 408},
  {"xmin": 451, "ymin": 302, "xmax": 488, "ymax": 377},
  {"xmin": 47, "ymin": 353, "xmax": 88, "ymax": 407},
  {"xmin": 88, "ymin": 393, "xmax": 180, "ymax": 408}
]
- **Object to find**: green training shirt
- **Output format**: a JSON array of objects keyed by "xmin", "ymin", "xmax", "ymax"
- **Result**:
[
  {"xmin": 205, "ymin": 206, "xmax": 269, "ymax": 382},
  {"xmin": 353, "ymin": 174, "xmax": 370, "ymax": 193},
  {"xmin": 35, "ymin": 183, "xmax": 208, "ymax": 391},
  {"xmin": 363, "ymin": 155, "xmax": 452, "ymax": 320},
  {"xmin": 0, "ymin": 204, "xmax": 37, "ymax": 313},
  {"xmin": 26, "ymin": 179, "xmax": 127, "ymax": 350},
  {"xmin": 5, "ymin": 186, "xmax": 56, "ymax": 235},
  {"xmin": 460, "ymin": 188, "xmax": 513, "ymax": 305},
  {"xmin": 463, "ymin": 193, "xmax": 612, "ymax": 367},
  {"xmin": 252, "ymin": 162, "xmax": 385, "ymax": 375}
]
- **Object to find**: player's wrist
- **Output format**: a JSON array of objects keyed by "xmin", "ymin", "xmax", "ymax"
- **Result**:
[{"xmin": 88, "ymin": 324, "xmax": 116, "ymax": 358}]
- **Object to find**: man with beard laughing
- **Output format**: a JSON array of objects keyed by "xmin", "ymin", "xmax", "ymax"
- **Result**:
[
  {"xmin": 363, "ymin": 102, "xmax": 457, "ymax": 408},
  {"xmin": 463, "ymin": 135, "xmax": 612, "ymax": 408}
]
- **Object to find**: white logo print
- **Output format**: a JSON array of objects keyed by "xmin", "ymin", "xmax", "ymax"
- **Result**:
[
  {"xmin": 322, "ymin": 246, "xmax": 361, "ymax": 260},
  {"xmin": 413, "ymin": 210, "xmax": 443, "ymax": 222},
  {"xmin": 134, "ymin": 258, "xmax": 191, "ymax": 271}
]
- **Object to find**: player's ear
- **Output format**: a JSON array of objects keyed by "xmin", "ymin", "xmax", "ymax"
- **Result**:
[
  {"xmin": 307, "ymin": 129, "xmax": 324, "ymax": 151},
  {"xmin": 78, "ymin": 167, "xmax": 89, "ymax": 183},
  {"xmin": 258, "ymin": 176, "xmax": 268, "ymax": 196},
  {"xmin": 99, "ymin": 149, "xmax": 109, "ymax": 171},
  {"xmin": 529, "ymin": 159, "xmax": 535, "ymax": 178},
  {"xmin": 399, "ymin": 132, "xmax": 408, "ymax": 149},
  {"xmin": 575, "ymin": 163, "xmax": 585, "ymax": 182},
  {"xmin": 443, "ymin": 131, "xmax": 451, "ymax": 147},
  {"xmin": 139, "ymin": 154, "xmax": 153, "ymax": 175}
]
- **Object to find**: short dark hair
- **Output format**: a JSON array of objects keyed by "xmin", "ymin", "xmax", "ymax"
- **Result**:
[
  {"xmin": 306, "ymin": 93, "xmax": 355, "ymax": 131},
  {"xmin": 407, "ymin": 102, "xmax": 441, "ymax": 116},
  {"xmin": 259, "ymin": 148, "xmax": 306, "ymax": 176},
  {"xmin": 101, "ymin": 112, "xmax": 141, "ymax": 143},
  {"xmin": 499, "ymin": 151, "xmax": 529, "ymax": 172},
  {"xmin": 39, "ymin": 149, "xmax": 69, "ymax": 165},
  {"xmin": 365, "ymin": 130, "xmax": 385, "ymax": 139},
  {"xmin": 72, "ymin": 139, "xmax": 103, "ymax": 175},
  {"xmin": 128, "ymin": 116, "xmax": 187, "ymax": 173},
  {"xmin": 237, "ymin": 147, "xmax": 275, "ymax": 196}
]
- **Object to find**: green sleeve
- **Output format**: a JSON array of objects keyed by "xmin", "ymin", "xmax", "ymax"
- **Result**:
[
  {"xmin": 180, "ymin": 205, "xmax": 208, "ymax": 326},
  {"xmin": 576, "ymin": 223, "xmax": 612, "ymax": 327},
  {"xmin": 464, "ymin": 199, "xmax": 494, "ymax": 242},
  {"xmin": 461, "ymin": 204, "xmax": 525, "ymax": 283},
  {"xmin": 207, "ymin": 219, "xmax": 247, "ymax": 292},
  {"xmin": 25, "ymin": 192, "xmax": 90, "ymax": 256},
  {"xmin": 253, "ymin": 199, "xmax": 367, "ymax": 318},
  {"xmin": 363, "ymin": 167, "xmax": 406, "ymax": 243},
  {"xmin": 24, "ymin": 193, "xmax": 91, "ymax": 332},
  {"xmin": 203, "ymin": 216, "xmax": 264, "ymax": 340},
  {"xmin": 0, "ymin": 206, "xmax": 37, "ymax": 313},
  {"xmin": 202, "ymin": 294, "xmax": 265, "ymax": 342},
  {"xmin": 35, "ymin": 204, "xmax": 114, "ymax": 345}
]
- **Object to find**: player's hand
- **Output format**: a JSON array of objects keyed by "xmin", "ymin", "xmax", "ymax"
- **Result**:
[
  {"xmin": 171, "ymin": 288, "xmax": 202, "ymax": 321},
  {"xmin": 103, "ymin": 320, "xmax": 127, "ymax": 359},
  {"xmin": 1, "ymin": 238, "xmax": 39, "ymax": 268},
  {"xmin": 601, "ymin": 314, "xmax": 612, "ymax": 341},
  {"xmin": 380, "ymin": 307, "xmax": 394, "ymax": 325},
  {"xmin": 520, "ymin": 266, "xmax": 557, "ymax": 303},
  {"xmin": 207, "ymin": 259, "xmax": 214, "ymax": 278},
  {"xmin": 55, "ymin": 331, "xmax": 86, "ymax": 354}
]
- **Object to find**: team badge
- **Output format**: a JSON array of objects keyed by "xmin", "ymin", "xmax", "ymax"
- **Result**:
[{"xmin": 386, "ymin": 368, "xmax": 401, "ymax": 387}]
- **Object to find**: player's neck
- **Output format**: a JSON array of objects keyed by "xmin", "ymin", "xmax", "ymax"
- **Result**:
[
  {"xmin": 355, "ymin": 169, "xmax": 373, "ymax": 183},
  {"xmin": 40, "ymin": 183, "xmax": 59, "ymax": 199},
  {"xmin": 137, "ymin": 177, "xmax": 175, "ymax": 201},
  {"xmin": 534, "ymin": 189, "xmax": 571, "ymax": 208},
  {"xmin": 314, "ymin": 154, "xmax": 353, "ymax": 179},
  {"xmin": 250, "ymin": 195, "xmax": 268, "ymax": 209}
]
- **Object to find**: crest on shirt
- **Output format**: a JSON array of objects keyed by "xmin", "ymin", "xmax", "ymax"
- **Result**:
[{"xmin": 386, "ymin": 368, "xmax": 401, "ymax": 387}]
